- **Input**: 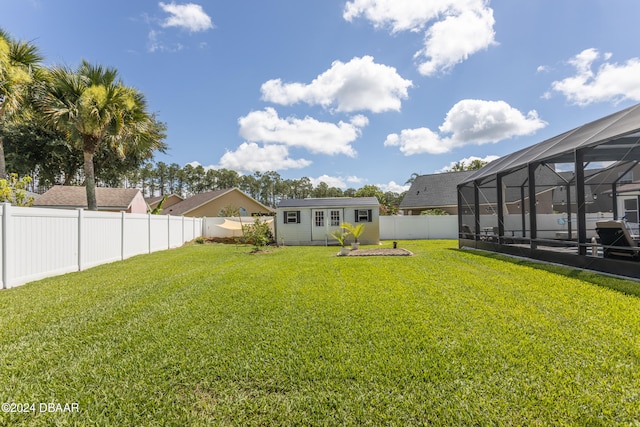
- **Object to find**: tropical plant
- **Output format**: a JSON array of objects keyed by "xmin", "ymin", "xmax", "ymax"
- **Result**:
[
  {"xmin": 148, "ymin": 194, "xmax": 168, "ymax": 214},
  {"xmin": 341, "ymin": 222, "xmax": 365, "ymax": 243},
  {"xmin": 330, "ymin": 228, "xmax": 349, "ymax": 247},
  {"xmin": 0, "ymin": 28, "xmax": 43, "ymax": 178},
  {"xmin": 0, "ymin": 173, "xmax": 34, "ymax": 206},
  {"xmin": 35, "ymin": 60, "xmax": 165, "ymax": 210}
]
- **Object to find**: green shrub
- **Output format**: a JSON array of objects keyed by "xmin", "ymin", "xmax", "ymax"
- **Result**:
[{"xmin": 242, "ymin": 218, "xmax": 273, "ymax": 249}]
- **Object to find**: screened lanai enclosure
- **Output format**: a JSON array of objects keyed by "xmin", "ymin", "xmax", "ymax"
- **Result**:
[{"xmin": 458, "ymin": 103, "xmax": 640, "ymax": 280}]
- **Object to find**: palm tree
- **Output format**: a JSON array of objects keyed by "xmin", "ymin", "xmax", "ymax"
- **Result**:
[
  {"xmin": 0, "ymin": 29, "xmax": 43, "ymax": 177},
  {"xmin": 36, "ymin": 60, "xmax": 164, "ymax": 210}
]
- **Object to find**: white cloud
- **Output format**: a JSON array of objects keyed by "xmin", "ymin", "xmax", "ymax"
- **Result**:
[
  {"xmin": 261, "ymin": 56, "xmax": 412, "ymax": 113},
  {"xmin": 308, "ymin": 175, "xmax": 368, "ymax": 189},
  {"xmin": 343, "ymin": 0, "xmax": 496, "ymax": 76},
  {"xmin": 377, "ymin": 181, "xmax": 410, "ymax": 193},
  {"xmin": 218, "ymin": 143, "xmax": 311, "ymax": 173},
  {"xmin": 435, "ymin": 155, "xmax": 500, "ymax": 173},
  {"xmin": 147, "ymin": 29, "xmax": 184, "ymax": 52},
  {"xmin": 238, "ymin": 108, "xmax": 368, "ymax": 157},
  {"xmin": 549, "ymin": 48, "xmax": 640, "ymax": 106},
  {"xmin": 385, "ymin": 99, "xmax": 547, "ymax": 155},
  {"xmin": 159, "ymin": 2, "xmax": 214, "ymax": 32},
  {"xmin": 384, "ymin": 127, "xmax": 448, "ymax": 155},
  {"xmin": 310, "ymin": 175, "xmax": 348, "ymax": 189}
]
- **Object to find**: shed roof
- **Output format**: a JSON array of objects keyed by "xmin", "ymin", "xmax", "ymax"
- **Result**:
[
  {"xmin": 462, "ymin": 103, "xmax": 640, "ymax": 185},
  {"xmin": 277, "ymin": 197, "xmax": 379, "ymax": 208},
  {"xmin": 33, "ymin": 186, "xmax": 141, "ymax": 210}
]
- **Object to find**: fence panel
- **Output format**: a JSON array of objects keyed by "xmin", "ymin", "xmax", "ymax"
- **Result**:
[
  {"xmin": 82, "ymin": 211, "xmax": 124, "ymax": 269},
  {"xmin": 9, "ymin": 206, "xmax": 79, "ymax": 287},
  {"xmin": 1, "ymin": 204, "xmax": 203, "ymax": 289},
  {"xmin": 123, "ymin": 214, "xmax": 152, "ymax": 258},
  {"xmin": 169, "ymin": 216, "xmax": 185, "ymax": 248},
  {"xmin": 380, "ymin": 215, "xmax": 458, "ymax": 240}
]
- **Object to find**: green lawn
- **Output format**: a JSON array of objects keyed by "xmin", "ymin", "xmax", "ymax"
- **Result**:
[{"xmin": 1, "ymin": 240, "xmax": 639, "ymax": 426}]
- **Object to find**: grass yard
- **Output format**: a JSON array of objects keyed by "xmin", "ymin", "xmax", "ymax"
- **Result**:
[{"xmin": 1, "ymin": 240, "xmax": 639, "ymax": 426}]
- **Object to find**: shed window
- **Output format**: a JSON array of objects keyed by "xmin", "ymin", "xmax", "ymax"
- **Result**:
[
  {"xmin": 315, "ymin": 211, "xmax": 324, "ymax": 227},
  {"xmin": 330, "ymin": 210, "xmax": 340, "ymax": 226},
  {"xmin": 354, "ymin": 209, "xmax": 372, "ymax": 223},
  {"xmin": 284, "ymin": 211, "xmax": 300, "ymax": 224}
]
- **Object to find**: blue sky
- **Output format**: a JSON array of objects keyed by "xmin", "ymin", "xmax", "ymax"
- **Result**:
[{"xmin": 3, "ymin": 0, "xmax": 640, "ymax": 192}]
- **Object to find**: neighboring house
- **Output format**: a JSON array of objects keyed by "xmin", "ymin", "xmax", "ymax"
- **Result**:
[
  {"xmin": 400, "ymin": 171, "xmax": 475, "ymax": 215},
  {"xmin": 33, "ymin": 186, "xmax": 147, "ymax": 214},
  {"xmin": 276, "ymin": 197, "xmax": 380, "ymax": 246},
  {"xmin": 162, "ymin": 188, "xmax": 273, "ymax": 217},
  {"xmin": 145, "ymin": 194, "xmax": 184, "ymax": 212}
]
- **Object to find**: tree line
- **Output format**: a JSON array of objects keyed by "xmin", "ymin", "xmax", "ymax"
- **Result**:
[{"xmin": 127, "ymin": 163, "xmax": 406, "ymax": 213}]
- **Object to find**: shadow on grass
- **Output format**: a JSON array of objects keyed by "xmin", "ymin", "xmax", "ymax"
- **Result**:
[{"xmin": 453, "ymin": 248, "xmax": 640, "ymax": 298}]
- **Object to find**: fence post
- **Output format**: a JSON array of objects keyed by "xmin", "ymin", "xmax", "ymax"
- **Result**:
[
  {"xmin": 2, "ymin": 203, "xmax": 10, "ymax": 289},
  {"xmin": 148, "ymin": 213, "xmax": 152, "ymax": 254},
  {"xmin": 121, "ymin": 211, "xmax": 126, "ymax": 260},
  {"xmin": 167, "ymin": 214, "xmax": 171, "ymax": 249},
  {"xmin": 77, "ymin": 208, "xmax": 84, "ymax": 271}
]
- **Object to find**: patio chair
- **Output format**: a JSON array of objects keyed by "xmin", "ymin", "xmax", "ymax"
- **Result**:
[
  {"xmin": 595, "ymin": 220, "xmax": 640, "ymax": 260},
  {"xmin": 460, "ymin": 224, "xmax": 474, "ymax": 240}
]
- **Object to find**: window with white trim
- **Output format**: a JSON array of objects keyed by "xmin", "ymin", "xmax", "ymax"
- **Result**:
[
  {"xmin": 284, "ymin": 211, "xmax": 300, "ymax": 224},
  {"xmin": 330, "ymin": 210, "xmax": 340, "ymax": 226},
  {"xmin": 315, "ymin": 211, "xmax": 324, "ymax": 227},
  {"xmin": 354, "ymin": 209, "xmax": 372, "ymax": 223}
]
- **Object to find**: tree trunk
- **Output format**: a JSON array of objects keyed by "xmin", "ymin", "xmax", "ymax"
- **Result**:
[
  {"xmin": 83, "ymin": 135, "xmax": 101, "ymax": 211},
  {"xmin": 83, "ymin": 149, "xmax": 97, "ymax": 211}
]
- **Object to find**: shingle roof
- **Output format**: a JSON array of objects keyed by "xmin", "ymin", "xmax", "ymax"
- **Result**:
[
  {"xmin": 33, "ymin": 186, "xmax": 141, "ymax": 210},
  {"xmin": 277, "ymin": 197, "xmax": 379, "ymax": 208},
  {"xmin": 163, "ymin": 189, "xmax": 231, "ymax": 215},
  {"xmin": 400, "ymin": 171, "xmax": 475, "ymax": 209},
  {"xmin": 161, "ymin": 188, "xmax": 274, "ymax": 215}
]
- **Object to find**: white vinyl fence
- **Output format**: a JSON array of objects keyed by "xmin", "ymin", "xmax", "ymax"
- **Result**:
[
  {"xmin": 1, "ymin": 203, "xmax": 203, "ymax": 289},
  {"xmin": 380, "ymin": 215, "xmax": 458, "ymax": 240}
]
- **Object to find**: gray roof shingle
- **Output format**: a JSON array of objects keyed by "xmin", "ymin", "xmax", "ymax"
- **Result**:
[
  {"xmin": 277, "ymin": 197, "xmax": 379, "ymax": 208},
  {"xmin": 33, "ymin": 186, "xmax": 141, "ymax": 210},
  {"xmin": 400, "ymin": 171, "xmax": 475, "ymax": 209}
]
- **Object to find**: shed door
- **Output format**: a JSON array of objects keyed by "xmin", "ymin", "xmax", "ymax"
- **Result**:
[{"xmin": 311, "ymin": 209, "xmax": 343, "ymax": 242}]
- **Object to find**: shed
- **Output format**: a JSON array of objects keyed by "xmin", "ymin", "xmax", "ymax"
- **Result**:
[
  {"xmin": 33, "ymin": 186, "xmax": 147, "ymax": 214},
  {"xmin": 276, "ymin": 197, "xmax": 380, "ymax": 246}
]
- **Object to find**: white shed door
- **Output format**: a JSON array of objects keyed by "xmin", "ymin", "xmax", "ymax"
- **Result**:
[{"xmin": 311, "ymin": 209, "xmax": 344, "ymax": 242}]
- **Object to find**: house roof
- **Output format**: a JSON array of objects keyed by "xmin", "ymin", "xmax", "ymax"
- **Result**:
[
  {"xmin": 462, "ymin": 103, "xmax": 640, "ymax": 185},
  {"xmin": 400, "ymin": 171, "xmax": 475, "ymax": 209},
  {"xmin": 162, "ymin": 188, "xmax": 273, "ymax": 216},
  {"xmin": 277, "ymin": 197, "xmax": 379, "ymax": 208},
  {"xmin": 33, "ymin": 186, "xmax": 142, "ymax": 210},
  {"xmin": 146, "ymin": 194, "xmax": 183, "ymax": 205}
]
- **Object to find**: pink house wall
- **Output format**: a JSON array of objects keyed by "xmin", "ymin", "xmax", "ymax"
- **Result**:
[{"xmin": 128, "ymin": 192, "xmax": 149, "ymax": 214}]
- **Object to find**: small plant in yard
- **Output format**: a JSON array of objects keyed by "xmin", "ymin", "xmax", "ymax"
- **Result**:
[
  {"xmin": 330, "ymin": 228, "xmax": 350, "ymax": 255},
  {"xmin": 194, "ymin": 236, "xmax": 206, "ymax": 244},
  {"xmin": 242, "ymin": 218, "xmax": 273, "ymax": 250},
  {"xmin": 341, "ymin": 222, "xmax": 365, "ymax": 248}
]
